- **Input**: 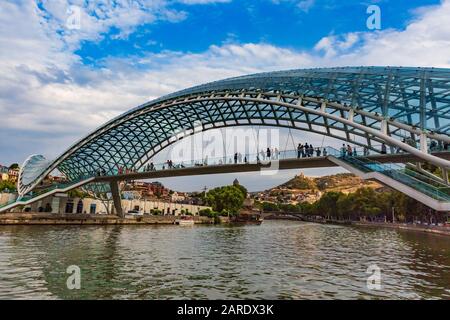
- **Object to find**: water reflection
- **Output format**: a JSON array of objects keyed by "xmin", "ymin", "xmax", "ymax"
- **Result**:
[{"xmin": 0, "ymin": 221, "xmax": 449, "ymax": 299}]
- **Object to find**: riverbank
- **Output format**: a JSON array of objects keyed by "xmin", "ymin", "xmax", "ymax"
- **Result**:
[
  {"xmin": 0, "ymin": 213, "xmax": 214, "ymax": 225},
  {"xmin": 353, "ymin": 221, "xmax": 450, "ymax": 236},
  {"xmin": 264, "ymin": 213, "xmax": 450, "ymax": 236}
]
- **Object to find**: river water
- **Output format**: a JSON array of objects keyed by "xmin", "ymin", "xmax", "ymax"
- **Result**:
[{"xmin": 0, "ymin": 221, "xmax": 449, "ymax": 299}]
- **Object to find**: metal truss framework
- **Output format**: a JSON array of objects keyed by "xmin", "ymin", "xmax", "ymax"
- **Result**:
[{"xmin": 18, "ymin": 67, "xmax": 450, "ymax": 196}]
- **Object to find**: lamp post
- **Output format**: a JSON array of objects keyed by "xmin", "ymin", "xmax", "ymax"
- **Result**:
[{"xmin": 392, "ymin": 207, "xmax": 395, "ymax": 224}]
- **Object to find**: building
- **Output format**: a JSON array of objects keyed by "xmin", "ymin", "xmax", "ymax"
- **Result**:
[
  {"xmin": 129, "ymin": 181, "xmax": 170, "ymax": 199},
  {"xmin": 18, "ymin": 193, "xmax": 210, "ymax": 216},
  {"xmin": 171, "ymin": 191, "xmax": 186, "ymax": 203},
  {"xmin": 0, "ymin": 165, "xmax": 9, "ymax": 181},
  {"xmin": 7, "ymin": 168, "xmax": 19, "ymax": 183}
]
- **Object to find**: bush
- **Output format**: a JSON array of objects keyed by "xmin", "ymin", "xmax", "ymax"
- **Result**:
[
  {"xmin": 219, "ymin": 210, "xmax": 229, "ymax": 217},
  {"xmin": 199, "ymin": 208, "xmax": 212, "ymax": 217},
  {"xmin": 150, "ymin": 209, "xmax": 162, "ymax": 215}
]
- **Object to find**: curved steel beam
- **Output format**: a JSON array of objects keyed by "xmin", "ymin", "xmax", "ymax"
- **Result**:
[{"xmin": 17, "ymin": 67, "xmax": 450, "ymax": 196}]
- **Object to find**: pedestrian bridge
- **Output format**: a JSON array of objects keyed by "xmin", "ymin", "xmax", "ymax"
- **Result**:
[
  {"xmin": 1, "ymin": 147, "xmax": 449, "ymax": 214},
  {"xmin": 3, "ymin": 67, "xmax": 450, "ymax": 215}
]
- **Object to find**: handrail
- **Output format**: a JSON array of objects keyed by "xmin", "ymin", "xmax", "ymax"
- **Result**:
[{"xmin": 330, "ymin": 149, "xmax": 450, "ymax": 201}]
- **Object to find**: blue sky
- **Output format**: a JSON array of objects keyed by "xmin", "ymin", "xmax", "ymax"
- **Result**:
[
  {"xmin": 0, "ymin": 0, "xmax": 449, "ymax": 191},
  {"xmin": 76, "ymin": 0, "xmax": 439, "ymax": 63}
]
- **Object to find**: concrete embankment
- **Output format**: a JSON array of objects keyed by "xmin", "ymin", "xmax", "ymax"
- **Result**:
[
  {"xmin": 0, "ymin": 213, "xmax": 214, "ymax": 225},
  {"xmin": 353, "ymin": 221, "xmax": 450, "ymax": 236},
  {"xmin": 263, "ymin": 212, "xmax": 450, "ymax": 236}
]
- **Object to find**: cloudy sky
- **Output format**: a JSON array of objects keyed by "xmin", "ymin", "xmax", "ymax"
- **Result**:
[{"xmin": 1, "ymin": 0, "xmax": 449, "ymax": 192}]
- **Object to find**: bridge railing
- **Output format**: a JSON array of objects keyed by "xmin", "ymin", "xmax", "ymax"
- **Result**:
[
  {"xmin": 327, "ymin": 147, "xmax": 450, "ymax": 201},
  {"xmin": 0, "ymin": 175, "xmax": 93, "ymax": 210},
  {"xmin": 92, "ymin": 144, "xmax": 449, "ymax": 179},
  {"xmin": 107, "ymin": 145, "xmax": 389, "ymax": 176}
]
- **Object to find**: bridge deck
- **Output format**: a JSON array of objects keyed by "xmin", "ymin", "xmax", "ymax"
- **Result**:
[{"xmin": 94, "ymin": 152, "xmax": 450, "ymax": 183}]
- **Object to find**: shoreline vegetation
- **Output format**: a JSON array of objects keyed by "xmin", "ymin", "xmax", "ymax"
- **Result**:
[
  {"xmin": 1, "ymin": 183, "xmax": 448, "ymax": 237},
  {"xmin": 257, "ymin": 186, "xmax": 449, "ymax": 225}
]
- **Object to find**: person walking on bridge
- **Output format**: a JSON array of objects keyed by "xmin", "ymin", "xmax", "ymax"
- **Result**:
[
  {"xmin": 347, "ymin": 145, "xmax": 353, "ymax": 157},
  {"xmin": 316, "ymin": 148, "xmax": 321, "ymax": 157},
  {"xmin": 266, "ymin": 147, "xmax": 271, "ymax": 159},
  {"xmin": 341, "ymin": 144, "xmax": 347, "ymax": 157},
  {"xmin": 363, "ymin": 146, "xmax": 369, "ymax": 157},
  {"xmin": 297, "ymin": 143, "xmax": 302, "ymax": 158}
]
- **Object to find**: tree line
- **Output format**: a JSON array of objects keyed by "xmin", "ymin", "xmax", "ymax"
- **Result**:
[{"xmin": 258, "ymin": 187, "xmax": 448, "ymax": 223}]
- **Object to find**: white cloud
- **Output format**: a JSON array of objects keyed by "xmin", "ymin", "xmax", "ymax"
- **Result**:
[
  {"xmin": 178, "ymin": 0, "xmax": 231, "ymax": 4},
  {"xmin": 297, "ymin": 0, "xmax": 315, "ymax": 12}
]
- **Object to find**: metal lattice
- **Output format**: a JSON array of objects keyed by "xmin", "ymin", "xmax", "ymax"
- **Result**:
[{"xmin": 18, "ymin": 67, "xmax": 450, "ymax": 196}]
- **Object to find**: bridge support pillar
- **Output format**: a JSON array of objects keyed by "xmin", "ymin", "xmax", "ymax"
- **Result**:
[
  {"xmin": 110, "ymin": 181, "xmax": 124, "ymax": 218},
  {"xmin": 380, "ymin": 119, "xmax": 388, "ymax": 135},
  {"xmin": 420, "ymin": 132, "xmax": 428, "ymax": 154}
]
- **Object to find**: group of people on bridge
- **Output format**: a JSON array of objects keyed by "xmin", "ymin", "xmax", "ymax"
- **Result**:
[
  {"xmin": 104, "ymin": 138, "xmax": 449, "ymax": 178},
  {"xmin": 296, "ymin": 143, "xmax": 326, "ymax": 158}
]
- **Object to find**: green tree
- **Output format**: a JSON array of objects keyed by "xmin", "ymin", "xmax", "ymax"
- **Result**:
[
  {"xmin": 8, "ymin": 163, "xmax": 19, "ymax": 170},
  {"xmin": 0, "ymin": 180, "xmax": 16, "ymax": 192},
  {"xmin": 205, "ymin": 185, "xmax": 245, "ymax": 214},
  {"xmin": 67, "ymin": 188, "xmax": 89, "ymax": 199},
  {"xmin": 315, "ymin": 191, "xmax": 343, "ymax": 218},
  {"xmin": 260, "ymin": 202, "xmax": 279, "ymax": 212}
]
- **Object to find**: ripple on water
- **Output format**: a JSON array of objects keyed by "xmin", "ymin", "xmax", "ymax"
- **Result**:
[{"xmin": 0, "ymin": 221, "xmax": 449, "ymax": 299}]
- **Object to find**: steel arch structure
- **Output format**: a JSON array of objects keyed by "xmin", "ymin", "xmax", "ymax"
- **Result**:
[{"xmin": 18, "ymin": 67, "xmax": 450, "ymax": 196}]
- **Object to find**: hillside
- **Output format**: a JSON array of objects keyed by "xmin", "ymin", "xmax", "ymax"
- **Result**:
[{"xmin": 279, "ymin": 172, "xmax": 381, "ymax": 194}]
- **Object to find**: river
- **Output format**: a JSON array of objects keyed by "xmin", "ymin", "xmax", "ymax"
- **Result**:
[{"xmin": 0, "ymin": 221, "xmax": 449, "ymax": 299}]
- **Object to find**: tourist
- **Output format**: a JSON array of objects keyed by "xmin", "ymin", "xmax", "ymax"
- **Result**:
[
  {"xmin": 297, "ymin": 143, "xmax": 302, "ymax": 158},
  {"xmin": 430, "ymin": 140, "xmax": 437, "ymax": 152},
  {"xmin": 316, "ymin": 148, "xmax": 321, "ymax": 157},
  {"xmin": 381, "ymin": 143, "xmax": 387, "ymax": 154},
  {"xmin": 309, "ymin": 144, "xmax": 314, "ymax": 157},
  {"xmin": 266, "ymin": 147, "xmax": 271, "ymax": 159},
  {"xmin": 341, "ymin": 144, "xmax": 347, "ymax": 157},
  {"xmin": 347, "ymin": 144, "xmax": 352, "ymax": 157},
  {"xmin": 363, "ymin": 146, "xmax": 369, "ymax": 156},
  {"xmin": 304, "ymin": 143, "xmax": 309, "ymax": 157},
  {"xmin": 323, "ymin": 148, "xmax": 328, "ymax": 156},
  {"xmin": 234, "ymin": 153, "xmax": 238, "ymax": 164}
]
